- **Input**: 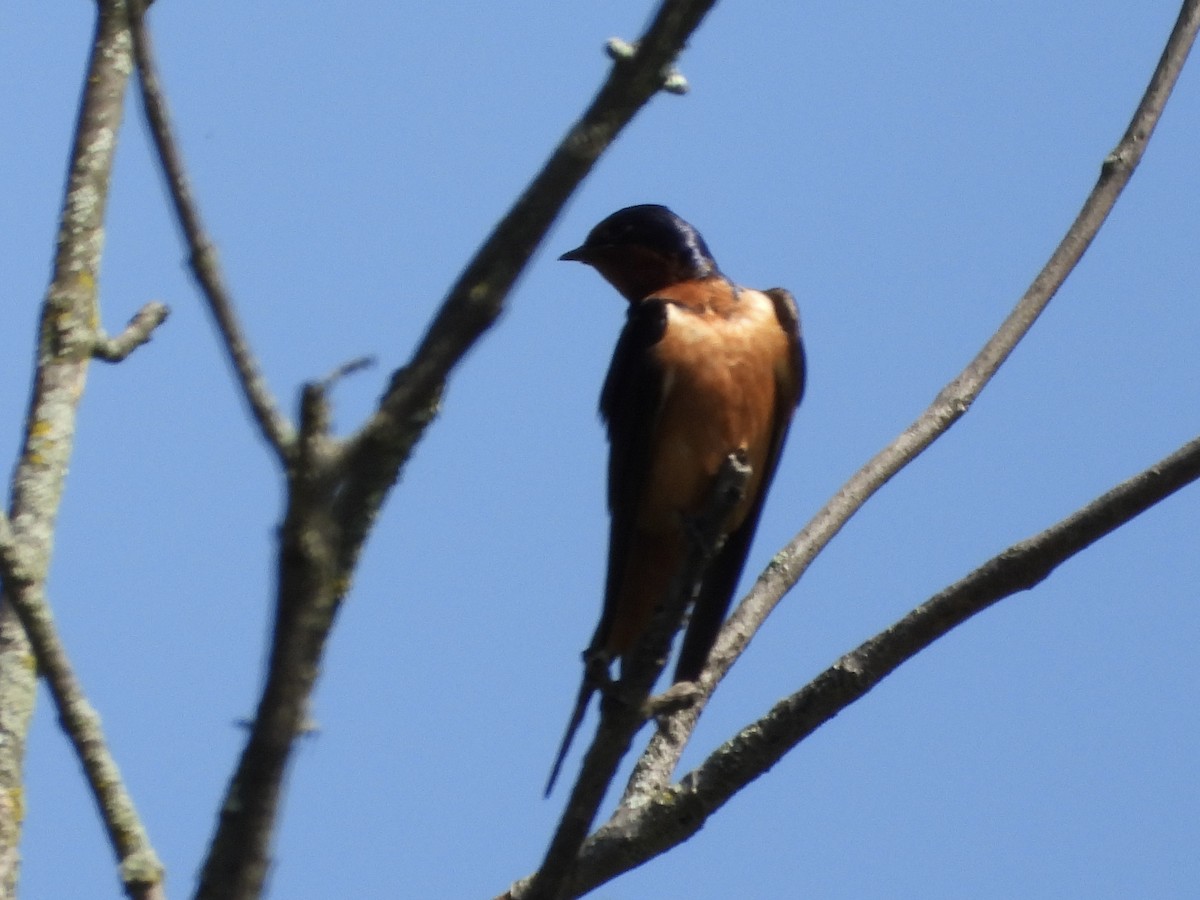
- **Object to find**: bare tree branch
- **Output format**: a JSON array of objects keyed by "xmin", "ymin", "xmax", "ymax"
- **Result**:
[
  {"xmin": 563, "ymin": 431, "xmax": 1200, "ymax": 896},
  {"xmin": 195, "ymin": 380, "xmax": 339, "ymax": 900},
  {"xmin": 127, "ymin": 0, "xmax": 296, "ymax": 462},
  {"xmin": 625, "ymin": 0, "xmax": 1200, "ymax": 801},
  {"xmin": 334, "ymin": 0, "xmax": 721, "ymax": 580},
  {"xmin": 93, "ymin": 301, "xmax": 171, "ymax": 362},
  {"xmin": 0, "ymin": 561, "xmax": 166, "ymax": 900},
  {"xmin": 0, "ymin": 1, "xmax": 166, "ymax": 896}
]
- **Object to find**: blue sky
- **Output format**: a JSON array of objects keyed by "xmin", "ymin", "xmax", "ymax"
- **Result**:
[{"xmin": 3, "ymin": 2, "xmax": 1198, "ymax": 897}]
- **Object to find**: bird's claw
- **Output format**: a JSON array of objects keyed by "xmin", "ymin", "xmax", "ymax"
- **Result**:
[{"xmin": 644, "ymin": 680, "xmax": 703, "ymax": 718}]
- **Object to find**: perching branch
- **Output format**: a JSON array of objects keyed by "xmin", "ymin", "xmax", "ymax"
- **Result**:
[
  {"xmin": 0, "ymin": 1, "xmax": 165, "ymax": 897},
  {"xmin": 561, "ymin": 431, "xmax": 1200, "ymax": 896},
  {"xmin": 127, "ymin": 0, "xmax": 296, "ymax": 462},
  {"xmin": 624, "ymin": 0, "xmax": 1200, "ymax": 801},
  {"xmin": 520, "ymin": 455, "xmax": 751, "ymax": 900}
]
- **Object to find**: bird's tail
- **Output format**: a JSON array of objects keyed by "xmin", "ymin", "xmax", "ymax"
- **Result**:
[{"xmin": 544, "ymin": 676, "xmax": 596, "ymax": 797}]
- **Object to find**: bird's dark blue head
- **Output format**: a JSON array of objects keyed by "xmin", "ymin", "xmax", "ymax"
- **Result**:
[{"xmin": 560, "ymin": 204, "xmax": 719, "ymax": 301}]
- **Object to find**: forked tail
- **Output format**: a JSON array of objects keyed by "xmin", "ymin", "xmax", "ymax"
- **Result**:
[{"xmin": 544, "ymin": 676, "xmax": 596, "ymax": 797}]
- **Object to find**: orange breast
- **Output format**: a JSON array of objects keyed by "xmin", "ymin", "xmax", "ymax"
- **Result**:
[{"xmin": 637, "ymin": 286, "xmax": 788, "ymax": 534}]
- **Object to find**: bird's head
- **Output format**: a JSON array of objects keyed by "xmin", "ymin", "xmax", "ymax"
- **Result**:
[{"xmin": 560, "ymin": 204, "xmax": 719, "ymax": 301}]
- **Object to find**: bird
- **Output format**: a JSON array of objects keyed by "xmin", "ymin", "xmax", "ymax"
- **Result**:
[{"xmin": 545, "ymin": 204, "xmax": 806, "ymax": 795}]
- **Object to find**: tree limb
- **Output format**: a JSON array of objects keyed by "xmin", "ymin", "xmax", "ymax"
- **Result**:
[
  {"xmin": 334, "ymin": 0, "xmax": 721, "ymax": 581},
  {"xmin": 0, "ymin": 561, "xmax": 166, "ymax": 900},
  {"xmin": 127, "ymin": 0, "xmax": 296, "ymax": 462},
  {"xmin": 0, "ymin": 1, "xmax": 166, "ymax": 896},
  {"xmin": 564, "ymin": 430, "xmax": 1200, "ymax": 896},
  {"xmin": 194, "ymin": 381, "xmax": 339, "ymax": 900}
]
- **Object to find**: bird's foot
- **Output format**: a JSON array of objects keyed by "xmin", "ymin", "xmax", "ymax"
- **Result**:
[
  {"xmin": 643, "ymin": 680, "xmax": 704, "ymax": 719},
  {"xmin": 582, "ymin": 648, "xmax": 617, "ymax": 694}
]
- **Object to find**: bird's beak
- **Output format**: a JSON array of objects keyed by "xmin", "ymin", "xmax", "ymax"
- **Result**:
[{"xmin": 559, "ymin": 245, "xmax": 590, "ymax": 263}]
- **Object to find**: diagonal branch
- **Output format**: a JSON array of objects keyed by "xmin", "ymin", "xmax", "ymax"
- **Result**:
[
  {"xmin": 0, "ymin": 1, "xmax": 167, "ymax": 896},
  {"xmin": 565, "ymin": 431, "xmax": 1200, "ymax": 896},
  {"xmin": 333, "ymin": 0, "xmax": 721, "ymax": 580},
  {"xmin": 0, "ymin": 561, "xmax": 165, "ymax": 900},
  {"xmin": 624, "ymin": 0, "xmax": 1200, "ymax": 800},
  {"xmin": 128, "ymin": 0, "xmax": 296, "ymax": 462}
]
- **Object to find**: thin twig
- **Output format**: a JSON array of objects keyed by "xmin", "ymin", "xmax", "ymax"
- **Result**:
[
  {"xmin": 127, "ymin": 0, "xmax": 295, "ymax": 461},
  {"xmin": 563, "ymin": 431, "xmax": 1200, "ymax": 896},
  {"xmin": 320, "ymin": 355, "xmax": 376, "ymax": 390},
  {"xmin": 93, "ymin": 301, "xmax": 171, "ymax": 362},
  {"xmin": 625, "ymin": 0, "xmax": 1200, "ymax": 800}
]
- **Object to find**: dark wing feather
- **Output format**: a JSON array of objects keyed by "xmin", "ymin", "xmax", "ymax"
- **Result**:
[
  {"xmin": 767, "ymin": 287, "xmax": 806, "ymax": 408},
  {"xmin": 674, "ymin": 288, "xmax": 805, "ymax": 682},
  {"xmin": 592, "ymin": 298, "xmax": 669, "ymax": 653},
  {"xmin": 545, "ymin": 298, "xmax": 668, "ymax": 795}
]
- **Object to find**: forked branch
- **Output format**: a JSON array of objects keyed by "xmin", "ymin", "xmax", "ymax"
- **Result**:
[{"xmin": 566, "ymin": 431, "xmax": 1200, "ymax": 896}]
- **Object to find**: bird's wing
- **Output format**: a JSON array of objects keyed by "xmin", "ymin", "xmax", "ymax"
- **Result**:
[
  {"xmin": 593, "ymin": 297, "xmax": 671, "ymax": 653},
  {"xmin": 674, "ymin": 287, "xmax": 805, "ymax": 681},
  {"xmin": 545, "ymin": 297, "xmax": 668, "ymax": 796}
]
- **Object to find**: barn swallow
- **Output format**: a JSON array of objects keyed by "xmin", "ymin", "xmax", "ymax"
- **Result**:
[{"xmin": 546, "ymin": 204, "xmax": 806, "ymax": 795}]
